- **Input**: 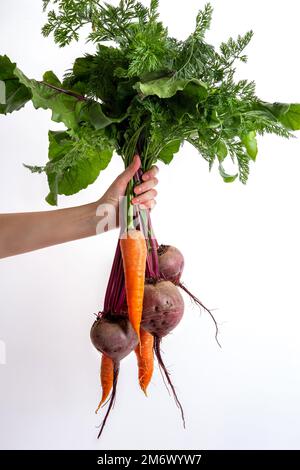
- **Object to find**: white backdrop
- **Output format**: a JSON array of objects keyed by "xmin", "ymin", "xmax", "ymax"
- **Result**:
[{"xmin": 1, "ymin": 0, "xmax": 300, "ymax": 450}]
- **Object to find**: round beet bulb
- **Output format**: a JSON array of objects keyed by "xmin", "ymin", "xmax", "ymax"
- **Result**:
[
  {"xmin": 90, "ymin": 315, "xmax": 138, "ymax": 362},
  {"xmin": 158, "ymin": 245, "xmax": 184, "ymax": 284},
  {"xmin": 141, "ymin": 280, "xmax": 184, "ymax": 337}
]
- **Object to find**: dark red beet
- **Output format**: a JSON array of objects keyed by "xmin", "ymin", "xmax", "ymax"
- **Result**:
[
  {"xmin": 90, "ymin": 315, "xmax": 138, "ymax": 439},
  {"xmin": 141, "ymin": 280, "xmax": 184, "ymax": 337},
  {"xmin": 158, "ymin": 245, "xmax": 184, "ymax": 284},
  {"xmin": 90, "ymin": 315, "xmax": 138, "ymax": 362}
]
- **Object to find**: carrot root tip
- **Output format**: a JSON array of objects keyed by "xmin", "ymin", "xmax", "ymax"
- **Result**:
[
  {"xmin": 95, "ymin": 398, "xmax": 105, "ymax": 414},
  {"xmin": 97, "ymin": 365, "xmax": 119, "ymax": 439}
]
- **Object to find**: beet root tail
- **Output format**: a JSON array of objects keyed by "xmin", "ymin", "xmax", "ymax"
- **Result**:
[
  {"xmin": 153, "ymin": 336, "xmax": 185, "ymax": 428},
  {"xmin": 97, "ymin": 363, "xmax": 119, "ymax": 439},
  {"xmin": 178, "ymin": 282, "xmax": 221, "ymax": 348}
]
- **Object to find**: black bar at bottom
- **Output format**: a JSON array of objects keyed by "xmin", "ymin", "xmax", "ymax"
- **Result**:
[{"xmin": 0, "ymin": 450, "xmax": 299, "ymax": 466}]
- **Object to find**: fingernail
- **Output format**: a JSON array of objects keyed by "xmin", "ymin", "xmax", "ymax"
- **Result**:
[
  {"xmin": 131, "ymin": 155, "xmax": 138, "ymax": 166},
  {"xmin": 143, "ymin": 174, "xmax": 149, "ymax": 180}
]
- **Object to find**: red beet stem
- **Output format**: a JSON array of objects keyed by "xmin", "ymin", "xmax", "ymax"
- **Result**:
[
  {"xmin": 134, "ymin": 169, "xmax": 160, "ymax": 279},
  {"xmin": 103, "ymin": 242, "xmax": 118, "ymax": 311},
  {"xmin": 103, "ymin": 241, "xmax": 125, "ymax": 313},
  {"xmin": 102, "ymin": 167, "xmax": 160, "ymax": 315},
  {"xmin": 147, "ymin": 211, "xmax": 160, "ymax": 278},
  {"xmin": 111, "ymin": 249, "xmax": 124, "ymax": 311}
]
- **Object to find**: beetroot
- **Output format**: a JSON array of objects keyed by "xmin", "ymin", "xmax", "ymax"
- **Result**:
[
  {"xmin": 90, "ymin": 314, "xmax": 138, "ymax": 362},
  {"xmin": 141, "ymin": 280, "xmax": 184, "ymax": 337},
  {"xmin": 158, "ymin": 244, "xmax": 184, "ymax": 284},
  {"xmin": 158, "ymin": 244, "xmax": 220, "ymax": 347},
  {"xmin": 90, "ymin": 314, "xmax": 138, "ymax": 439},
  {"xmin": 140, "ymin": 280, "xmax": 185, "ymax": 426}
]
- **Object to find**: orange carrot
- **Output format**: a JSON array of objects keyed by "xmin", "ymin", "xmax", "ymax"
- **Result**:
[
  {"xmin": 135, "ymin": 328, "xmax": 154, "ymax": 395},
  {"xmin": 95, "ymin": 354, "xmax": 114, "ymax": 414},
  {"xmin": 120, "ymin": 228, "xmax": 147, "ymax": 341}
]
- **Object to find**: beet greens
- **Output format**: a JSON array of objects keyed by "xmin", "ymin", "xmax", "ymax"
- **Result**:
[{"xmin": 1, "ymin": 1, "xmax": 300, "ymax": 205}]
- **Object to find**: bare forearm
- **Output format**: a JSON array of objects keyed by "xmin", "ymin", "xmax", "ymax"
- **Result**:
[
  {"xmin": 0, "ymin": 200, "xmax": 104, "ymax": 259},
  {"xmin": 0, "ymin": 156, "xmax": 159, "ymax": 259}
]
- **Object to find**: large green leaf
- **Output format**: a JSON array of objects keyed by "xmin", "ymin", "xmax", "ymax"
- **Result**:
[
  {"xmin": 241, "ymin": 131, "xmax": 258, "ymax": 161},
  {"xmin": 278, "ymin": 104, "xmax": 300, "ymax": 131},
  {"xmin": 43, "ymin": 70, "xmax": 62, "ymax": 87},
  {"xmin": 48, "ymin": 130, "xmax": 73, "ymax": 159},
  {"xmin": 134, "ymin": 77, "xmax": 208, "ymax": 99},
  {"xmin": 86, "ymin": 101, "xmax": 126, "ymax": 130},
  {"xmin": 255, "ymin": 101, "xmax": 300, "ymax": 131},
  {"xmin": 0, "ymin": 55, "xmax": 32, "ymax": 114},
  {"xmin": 216, "ymin": 140, "xmax": 228, "ymax": 162},
  {"xmin": 167, "ymin": 80, "xmax": 208, "ymax": 121},
  {"xmin": 183, "ymin": 80, "xmax": 208, "ymax": 101},
  {"xmin": 0, "ymin": 57, "xmax": 116, "ymax": 130},
  {"xmin": 26, "ymin": 128, "xmax": 113, "ymax": 205},
  {"xmin": 14, "ymin": 67, "xmax": 85, "ymax": 130},
  {"xmin": 158, "ymin": 139, "xmax": 182, "ymax": 164},
  {"xmin": 48, "ymin": 146, "xmax": 113, "ymax": 200}
]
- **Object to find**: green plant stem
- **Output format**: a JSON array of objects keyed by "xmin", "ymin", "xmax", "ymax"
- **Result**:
[{"xmin": 126, "ymin": 178, "xmax": 134, "ymax": 230}]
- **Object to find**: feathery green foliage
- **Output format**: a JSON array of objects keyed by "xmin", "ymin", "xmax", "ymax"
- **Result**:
[{"xmin": 1, "ymin": 0, "xmax": 300, "ymax": 204}]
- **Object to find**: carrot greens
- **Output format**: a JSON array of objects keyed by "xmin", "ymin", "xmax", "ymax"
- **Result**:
[{"xmin": 1, "ymin": 1, "xmax": 300, "ymax": 204}]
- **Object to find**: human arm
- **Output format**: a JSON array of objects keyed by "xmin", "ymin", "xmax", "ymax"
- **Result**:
[{"xmin": 0, "ymin": 156, "xmax": 158, "ymax": 259}]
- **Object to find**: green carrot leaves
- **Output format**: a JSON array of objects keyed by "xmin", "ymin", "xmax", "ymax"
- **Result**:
[{"xmin": 1, "ymin": 1, "xmax": 300, "ymax": 202}]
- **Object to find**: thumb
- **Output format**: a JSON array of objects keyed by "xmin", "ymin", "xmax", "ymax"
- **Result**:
[{"xmin": 120, "ymin": 155, "xmax": 141, "ymax": 183}]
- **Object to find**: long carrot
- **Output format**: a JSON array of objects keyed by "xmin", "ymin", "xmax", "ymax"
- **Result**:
[
  {"xmin": 135, "ymin": 328, "xmax": 154, "ymax": 395},
  {"xmin": 95, "ymin": 354, "xmax": 114, "ymax": 413},
  {"xmin": 120, "ymin": 228, "xmax": 147, "ymax": 341}
]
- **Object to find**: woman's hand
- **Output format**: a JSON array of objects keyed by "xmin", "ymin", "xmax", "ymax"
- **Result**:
[
  {"xmin": 0, "ymin": 155, "xmax": 159, "ymax": 259},
  {"xmin": 101, "ymin": 155, "xmax": 159, "ymax": 212}
]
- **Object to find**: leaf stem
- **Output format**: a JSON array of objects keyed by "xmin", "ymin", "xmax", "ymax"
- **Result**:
[
  {"xmin": 126, "ymin": 179, "xmax": 134, "ymax": 230},
  {"xmin": 40, "ymin": 81, "xmax": 87, "ymax": 101}
]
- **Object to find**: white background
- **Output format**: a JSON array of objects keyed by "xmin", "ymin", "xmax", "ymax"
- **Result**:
[{"xmin": 1, "ymin": 0, "xmax": 300, "ymax": 450}]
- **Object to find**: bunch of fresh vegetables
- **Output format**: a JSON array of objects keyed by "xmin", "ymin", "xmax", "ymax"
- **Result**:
[{"xmin": 1, "ymin": 0, "xmax": 300, "ymax": 438}]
